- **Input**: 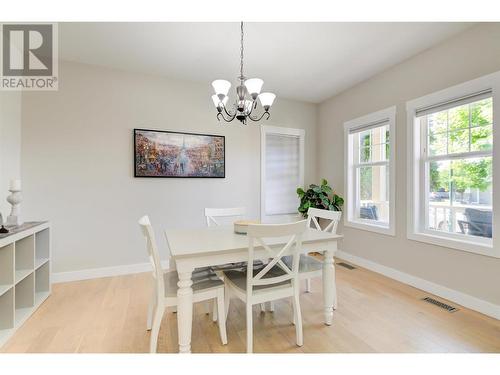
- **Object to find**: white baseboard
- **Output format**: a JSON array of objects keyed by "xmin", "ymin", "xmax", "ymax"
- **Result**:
[
  {"xmin": 52, "ymin": 260, "xmax": 170, "ymax": 283},
  {"xmin": 336, "ymin": 250, "xmax": 500, "ymax": 320}
]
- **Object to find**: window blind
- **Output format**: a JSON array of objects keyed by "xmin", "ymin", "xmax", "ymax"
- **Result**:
[
  {"xmin": 348, "ymin": 119, "xmax": 389, "ymax": 134},
  {"xmin": 415, "ymin": 89, "xmax": 492, "ymax": 118},
  {"xmin": 265, "ymin": 133, "xmax": 300, "ymax": 215}
]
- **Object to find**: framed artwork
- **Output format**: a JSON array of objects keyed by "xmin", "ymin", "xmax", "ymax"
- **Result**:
[{"xmin": 134, "ymin": 129, "xmax": 225, "ymax": 178}]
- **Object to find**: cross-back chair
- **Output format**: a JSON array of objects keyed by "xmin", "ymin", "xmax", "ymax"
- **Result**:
[
  {"xmin": 223, "ymin": 220, "xmax": 307, "ymax": 353},
  {"xmin": 139, "ymin": 215, "xmax": 227, "ymax": 352},
  {"xmin": 205, "ymin": 207, "xmax": 270, "ymax": 314},
  {"xmin": 205, "ymin": 207, "xmax": 246, "ymax": 227},
  {"xmin": 291, "ymin": 207, "xmax": 340, "ymax": 305}
]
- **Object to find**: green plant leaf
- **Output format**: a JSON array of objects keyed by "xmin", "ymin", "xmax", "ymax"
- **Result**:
[
  {"xmin": 312, "ymin": 186, "xmax": 322, "ymax": 194},
  {"xmin": 296, "ymin": 187, "xmax": 305, "ymax": 198},
  {"xmin": 321, "ymin": 178, "xmax": 328, "ymax": 186},
  {"xmin": 321, "ymin": 185, "xmax": 333, "ymax": 194}
]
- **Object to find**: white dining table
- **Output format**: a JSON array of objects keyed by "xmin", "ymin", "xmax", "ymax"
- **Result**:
[{"xmin": 165, "ymin": 225, "xmax": 343, "ymax": 353}]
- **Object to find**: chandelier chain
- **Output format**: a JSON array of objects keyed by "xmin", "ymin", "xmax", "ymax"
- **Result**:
[{"xmin": 240, "ymin": 21, "xmax": 244, "ymax": 80}]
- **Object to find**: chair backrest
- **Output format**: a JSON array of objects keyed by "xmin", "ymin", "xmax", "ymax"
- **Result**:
[
  {"xmin": 465, "ymin": 208, "xmax": 492, "ymax": 224},
  {"xmin": 307, "ymin": 207, "xmax": 342, "ymax": 234},
  {"xmin": 464, "ymin": 208, "xmax": 493, "ymax": 237},
  {"xmin": 138, "ymin": 215, "xmax": 165, "ymax": 299},
  {"xmin": 205, "ymin": 207, "xmax": 246, "ymax": 227},
  {"xmin": 360, "ymin": 205, "xmax": 378, "ymax": 221},
  {"xmin": 246, "ymin": 220, "xmax": 307, "ymax": 294}
]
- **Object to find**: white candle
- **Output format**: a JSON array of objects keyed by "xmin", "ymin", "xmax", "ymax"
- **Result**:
[{"xmin": 9, "ymin": 179, "xmax": 21, "ymax": 191}]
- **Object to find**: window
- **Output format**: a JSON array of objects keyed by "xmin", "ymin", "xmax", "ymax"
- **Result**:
[
  {"xmin": 407, "ymin": 72, "xmax": 500, "ymax": 257},
  {"xmin": 344, "ymin": 106, "xmax": 396, "ymax": 235},
  {"xmin": 261, "ymin": 126, "xmax": 304, "ymax": 222}
]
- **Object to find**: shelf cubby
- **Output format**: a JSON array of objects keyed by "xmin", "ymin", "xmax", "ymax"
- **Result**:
[
  {"xmin": 14, "ymin": 235, "xmax": 34, "ymax": 284},
  {"xmin": 0, "ymin": 244, "xmax": 14, "ymax": 295},
  {"xmin": 35, "ymin": 229, "xmax": 50, "ymax": 265},
  {"xmin": 15, "ymin": 273, "xmax": 34, "ymax": 326},
  {"xmin": 0, "ymin": 288, "xmax": 14, "ymax": 344},
  {"xmin": 35, "ymin": 262, "xmax": 50, "ymax": 306}
]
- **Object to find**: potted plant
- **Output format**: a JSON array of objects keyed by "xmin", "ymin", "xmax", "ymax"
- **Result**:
[{"xmin": 297, "ymin": 179, "xmax": 344, "ymax": 218}]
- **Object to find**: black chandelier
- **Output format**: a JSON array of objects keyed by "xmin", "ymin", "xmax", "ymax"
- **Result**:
[{"xmin": 211, "ymin": 22, "xmax": 276, "ymax": 125}]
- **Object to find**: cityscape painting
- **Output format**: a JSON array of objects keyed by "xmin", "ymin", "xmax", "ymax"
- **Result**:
[{"xmin": 134, "ymin": 129, "xmax": 225, "ymax": 178}]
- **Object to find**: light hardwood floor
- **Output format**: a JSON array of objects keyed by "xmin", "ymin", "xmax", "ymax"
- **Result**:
[{"xmin": 2, "ymin": 258, "xmax": 500, "ymax": 353}]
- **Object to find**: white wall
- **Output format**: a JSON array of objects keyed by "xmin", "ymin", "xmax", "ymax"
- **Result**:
[
  {"xmin": 21, "ymin": 61, "xmax": 317, "ymax": 274},
  {"xmin": 318, "ymin": 23, "xmax": 500, "ymax": 306},
  {"xmin": 0, "ymin": 92, "xmax": 22, "ymax": 220}
]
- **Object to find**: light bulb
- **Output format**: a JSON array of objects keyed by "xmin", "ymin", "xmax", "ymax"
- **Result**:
[
  {"xmin": 244, "ymin": 78, "xmax": 264, "ymax": 99},
  {"xmin": 244, "ymin": 100, "xmax": 253, "ymax": 114},
  {"xmin": 258, "ymin": 92, "xmax": 276, "ymax": 110},
  {"xmin": 212, "ymin": 79, "xmax": 231, "ymax": 99},
  {"xmin": 211, "ymin": 94, "xmax": 228, "ymax": 108},
  {"xmin": 211, "ymin": 94, "xmax": 220, "ymax": 108}
]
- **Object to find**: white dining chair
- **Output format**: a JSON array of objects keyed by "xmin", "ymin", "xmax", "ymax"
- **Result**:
[
  {"xmin": 223, "ymin": 220, "xmax": 307, "ymax": 353},
  {"xmin": 284, "ymin": 207, "xmax": 340, "ymax": 306},
  {"xmin": 205, "ymin": 207, "xmax": 246, "ymax": 227},
  {"xmin": 138, "ymin": 215, "xmax": 227, "ymax": 353},
  {"xmin": 205, "ymin": 207, "xmax": 270, "ymax": 314}
]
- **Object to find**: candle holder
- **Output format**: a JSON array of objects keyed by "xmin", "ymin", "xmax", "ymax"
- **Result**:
[{"xmin": 6, "ymin": 188, "xmax": 23, "ymax": 226}]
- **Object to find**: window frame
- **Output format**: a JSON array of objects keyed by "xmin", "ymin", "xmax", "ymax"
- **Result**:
[
  {"xmin": 260, "ymin": 125, "xmax": 305, "ymax": 223},
  {"xmin": 406, "ymin": 72, "xmax": 500, "ymax": 258},
  {"xmin": 344, "ymin": 106, "xmax": 396, "ymax": 236}
]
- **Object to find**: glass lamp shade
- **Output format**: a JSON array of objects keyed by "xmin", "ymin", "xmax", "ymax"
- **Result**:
[
  {"xmin": 212, "ymin": 79, "xmax": 231, "ymax": 98},
  {"xmin": 244, "ymin": 78, "xmax": 264, "ymax": 98},
  {"xmin": 244, "ymin": 100, "xmax": 253, "ymax": 114},
  {"xmin": 258, "ymin": 92, "xmax": 276, "ymax": 110},
  {"xmin": 211, "ymin": 94, "xmax": 228, "ymax": 108}
]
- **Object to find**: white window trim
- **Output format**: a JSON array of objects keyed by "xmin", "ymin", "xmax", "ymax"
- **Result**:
[
  {"xmin": 343, "ymin": 106, "xmax": 396, "ymax": 236},
  {"xmin": 406, "ymin": 71, "xmax": 500, "ymax": 258},
  {"xmin": 260, "ymin": 125, "xmax": 305, "ymax": 222}
]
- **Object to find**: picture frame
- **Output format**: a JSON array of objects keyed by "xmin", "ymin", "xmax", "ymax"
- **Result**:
[{"xmin": 134, "ymin": 128, "xmax": 225, "ymax": 178}]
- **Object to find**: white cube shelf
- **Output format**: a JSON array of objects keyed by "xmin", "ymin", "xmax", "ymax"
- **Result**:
[{"xmin": 0, "ymin": 222, "xmax": 50, "ymax": 348}]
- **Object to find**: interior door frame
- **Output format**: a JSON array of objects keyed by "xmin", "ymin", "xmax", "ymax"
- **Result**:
[{"xmin": 260, "ymin": 125, "xmax": 305, "ymax": 223}]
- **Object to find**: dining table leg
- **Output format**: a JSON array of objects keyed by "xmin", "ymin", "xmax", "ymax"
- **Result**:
[
  {"xmin": 177, "ymin": 269, "xmax": 194, "ymax": 353},
  {"xmin": 322, "ymin": 241, "xmax": 337, "ymax": 325}
]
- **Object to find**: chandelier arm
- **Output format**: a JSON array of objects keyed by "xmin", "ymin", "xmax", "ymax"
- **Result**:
[
  {"xmin": 223, "ymin": 104, "xmax": 236, "ymax": 118},
  {"xmin": 217, "ymin": 111, "xmax": 236, "ymax": 122},
  {"xmin": 248, "ymin": 111, "xmax": 270, "ymax": 122}
]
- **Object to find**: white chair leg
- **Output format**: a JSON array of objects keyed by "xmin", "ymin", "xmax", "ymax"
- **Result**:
[
  {"xmin": 291, "ymin": 299, "xmax": 296, "ymax": 325},
  {"xmin": 212, "ymin": 300, "xmax": 218, "ymax": 322},
  {"xmin": 149, "ymin": 304, "xmax": 164, "ymax": 353},
  {"xmin": 260, "ymin": 303, "xmax": 266, "ymax": 312},
  {"xmin": 292, "ymin": 290, "xmax": 303, "ymax": 347},
  {"xmin": 146, "ymin": 290, "xmax": 157, "ymax": 331},
  {"xmin": 224, "ymin": 285, "xmax": 231, "ymax": 319},
  {"xmin": 268, "ymin": 301, "xmax": 275, "ymax": 312},
  {"xmin": 146, "ymin": 301, "xmax": 153, "ymax": 331},
  {"xmin": 216, "ymin": 290, "xmax": 227, "ymax": 345},
  {"xmin": 332, "ymin": 264, "xmax": 338, "ymax": 310},
  {"xmin": 246, "ymin": 304, "xmax": 253, "ymax": 353},
  {"xmin": 305, "ymin": 278, "xmax": 312, "ymax": 293},
  {"xmin": 205, "ymin": 301, "xmax": 211, "ymax": 315}
]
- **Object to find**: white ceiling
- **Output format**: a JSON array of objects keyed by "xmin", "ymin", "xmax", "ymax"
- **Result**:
[{"xmin": 59, "ymin": 22, "xmax": 473, "ymax": 103}]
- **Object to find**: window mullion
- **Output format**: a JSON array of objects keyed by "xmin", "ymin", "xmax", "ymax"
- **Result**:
[
  {"xmin": 424, "ymin": 149, "xmax": 492, "ymax": 163},
  {"xmin": 354, "ymin": 160, "xmax": 389, "ymax": 168}
]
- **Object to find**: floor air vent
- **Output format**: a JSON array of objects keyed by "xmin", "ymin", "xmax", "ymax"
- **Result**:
[
  {"xmin": 422, "ymin": 297, "xmax": 458, "ymax": 312},
  {"xmin": 337, "ymin": 262, "xmax": 356, "ymax": 270}
]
